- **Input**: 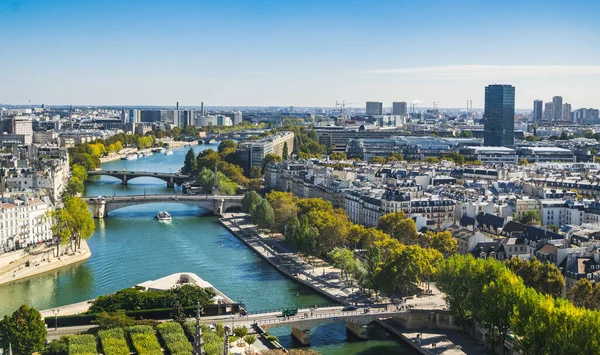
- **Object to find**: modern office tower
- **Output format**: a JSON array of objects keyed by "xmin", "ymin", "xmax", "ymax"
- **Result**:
[
  {"xmin": 178, "ymin": 110, "xmax": 194, "ymax": 127},
  {"xmin": 544, "ymin": 102, "xmax": 553, "ymax": 121},
  {"xmin": 127, "ymin": 109, "xmax": 140, "ymax": 123},
  {"xmin": 563, "ymin": 103, "xmax": 572, "ymax": 122},
  {"xmin": 176, "ymin": 102, "xmax": 179, "ymax": 110},
  {"xmin": 552, "ymin": 96, "xmax": 563, "ymax": 121},
  {"xmin": 233, "ymin": 111, "xmax": 243, "ymax": 125},
  {"xmin": 533, "ymin": 100, "xmax": 543, "ymax": 122},
  {"xmin": 392, "ymin": 102, "xmax": 408, "ymax": 116},
  {"xmin": 483, "ymin": 84, "xmax": 515, "ymax": 147},
  {"xmin": 200, "ymin": 102, "xmax": 205, "ymax": 116},
  {"xmin": 366, "ymin": 101, "xmax": 383, "ymax": 116}
]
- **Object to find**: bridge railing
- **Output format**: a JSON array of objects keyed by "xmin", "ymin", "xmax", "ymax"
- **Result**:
[{"xmin": 252, "ymin": 308, "xmax": 408, "ymax": 327}]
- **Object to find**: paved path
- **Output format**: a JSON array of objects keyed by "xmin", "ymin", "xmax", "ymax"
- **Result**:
[{"xmin": 0, "ymin": 241, "xmax": 91, "ymax": 286}]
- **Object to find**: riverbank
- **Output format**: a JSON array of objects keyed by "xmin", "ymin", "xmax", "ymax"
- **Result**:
[
  {"xmin": 0, "ymin": 241, "xmax": 91, "ymax": 286},
  {"xmin": 99, "ymin": 141, "xmax": 198, "ymax": 163},
  {"xmin": 219, "ymin": 213, "xmax": 371, "ymax": 305}
]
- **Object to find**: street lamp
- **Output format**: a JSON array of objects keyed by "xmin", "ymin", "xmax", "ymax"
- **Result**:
[{"xmin": 52, "ymin": 309, "xmax": 59, "ymax": 331}]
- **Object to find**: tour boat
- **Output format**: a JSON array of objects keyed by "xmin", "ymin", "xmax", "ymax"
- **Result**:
[
  {"xmin": 155, "ymin": 211, "xmax": 172, "ymax": 222},
  {"xmin": 165, "ymin": 150, "xmax": 174, "ymax": 156}
]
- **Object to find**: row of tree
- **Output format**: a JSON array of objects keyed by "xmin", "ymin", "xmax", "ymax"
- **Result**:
[
  {"xmin": 437, "ymin": 254, "xmax": 600, "ymax": 354},
  {"xmin": 47, "ymin": 196, "xmax": 96, "ymax": 256},
  {"xmin": 242, "ymin": 190, "xmax": 454, "ymax": 298}
]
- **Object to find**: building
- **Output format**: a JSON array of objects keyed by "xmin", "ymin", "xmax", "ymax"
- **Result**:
[
  {"xmin": 366, "ymin": 102, "xmax": 383, "ymax": 116},
  {"xmin": 552, "ymin": 96, "xmax": 563, "ymax": 121},
  {"xmin": 563, "ymin": 103, "xmax": 572, "ymax": 122},
  {"xmin": 233, "ymin": 111, "xmax": 243, "ymax": 125},
  {"xmin": 392, "ymin": 102, "xmax": 408, "ymax": 116},
  {"xmin": 235, "ymin": 131, "xmax": 294, "ymax": 172},
  {"xmin": 464, "ymin": 146, "xmax": 518, "ymax": 164},
  {"xmin": 483, "ymin": 84, "xmax": 515, "ymax": 146},
  {"xmin": 533, "ymin": 100, "xmax": 543, "ymax": 123},
  {"xmin": 139, "ymin": 110, "xmax": 162, "ymax": 123},
  {"xmin": 0, "ymin": 196, "xmax": 53, "ymax": 253},
  {"xmin": 517, "ymin": 147, "xmax": 576, "ymax": 163},
  {"xmin": 544, "ymin": 102, "xmax": 554, "ymax": 121}
]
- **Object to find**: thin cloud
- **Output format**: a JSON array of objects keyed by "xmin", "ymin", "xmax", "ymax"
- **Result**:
[{"xmin": 360, "ymin": 65, "xmax": 600, "ymax": 79}]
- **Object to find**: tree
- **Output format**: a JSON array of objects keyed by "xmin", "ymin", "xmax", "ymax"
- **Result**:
[
  {"xmin": 296, "ymin": 198, "xmax": 333, "ymax": 216},
  {"xmin": 71, "ymin": 164, "xmax": 88, "ymax": 182},
  {"xmin": 262, "ymin": 153, "xmax": 282, "ymax": 172},
  {"xmin": 477, "ymin": 269, "xmax": 525, "ymax": 354},
  {"xmin": 218, "ymin": 140, "xmax": 237, "ymax": 153},
  {"xmin": 308, "ymin": 209, "xmax": 349, "ymax": 254},
  {"xmin": 182, "ymin": 148, "xmax": 198, "ymax": 175},
  {"xmin": 48, "ymin": 208, "xmax": 73, "ymax": 257},
  {"xmin": 170, "ymin": 302, "xmax": 186, "ymax": 324},
  {"xmin": 265, "ymin": 191, "xmax": 298, "ymax": 232},
  {"xmin": 567, "ymin": 278, "xmax": 600, "ymax": 309},
  {"xmin": 282, "ymin": 142, "xmax": 289, "ymax": 160},
  {"xmin": 506, "ymin": 257, "xmax": 564, "ymax": 298},
  {"xmin": 362, "ymin": 246, "xmax": 382, "ymax": 297},
  {"xmin": 423, "ymin": 230, "xmax": 458, "ymax": 256},
  {"xmin": 242, "ymin": 191, "xmax": 262, "ymax": 214},
  {"xmin": 328, "ymin": 247, "xmax": 355, "ymax": 282},
  {"xmin": 386, "ymin": 152, "xmax": 403, "ymax": 163},
  {"xmin": 92, "ymin": 310, "xmax": 136, "ymax": 329},
  {"xmin": 64, "ymin": 196, "xmax": 95, "ymax": 250},
  {"xmin": 377, "ymin": 212, "xmax": 418, "ymax": 245},
  {"xmin": 0, "ymin": 305, "xmax": 47, "ymax": 355},
  {"xmin": 518, "ymin": 211, "xmax": 540, "ymax": 225},
  {"xmin": 253, "ymin": 199, "xmax": 274, "ymax": 229},
  {"xmin": 424, "ymin": 157, "xmax": 439, "ymax": 164},
  {"xmin": 518, "ymin": 158, "xmax": 530, "ymax": 165},
  {"xmin": 183, "ymin": 125, "xmax": 197, "ymax": 137},
  {"xmin": 547, "ymin": 225, "xmax": 559, "ymax": 232},
  {"xmin": 441, "ymin": 152, "xmax": 465, "ymax": 165},
  {"xmin": 329, "ymin": 152, "xmax": 346, "ymax": 161},
  {"xmin": 459, "ymin": 130, "xmax": 473, "ymax": 138},
  {"xmin": 196, "ymin": 149, "xmax": 221, "ymax": 172},
  {"xmin": 369, "ymin": 156, "xmax": 386, "ymax": 164},
  {"xmin": 65, "ymin": 177, "xmax": 84, "ymax": 196}
]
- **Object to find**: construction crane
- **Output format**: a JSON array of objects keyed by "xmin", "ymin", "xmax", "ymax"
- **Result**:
[{"xmin": 335, "ymin": 101, "xmax": 358, "ymax": 124}]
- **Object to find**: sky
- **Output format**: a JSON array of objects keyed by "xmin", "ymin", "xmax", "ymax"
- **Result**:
[{"xmin": 1, "ymin": 0, "xmax": 599, "ymax": 109}]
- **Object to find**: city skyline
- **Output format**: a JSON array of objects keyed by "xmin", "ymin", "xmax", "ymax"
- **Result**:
[{"xmin": 1, "ymin": 0, "xmax": 599, "ymax": 108}]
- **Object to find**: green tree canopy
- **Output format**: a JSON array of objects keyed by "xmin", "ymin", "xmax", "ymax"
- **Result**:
[
  {"xmin": 64, "ymin": 196, "xmax": 95, "ymax": 250},
  {"xmin": 253, "ymin": 199, "xmax": 275, "ymax": 229},
  {"xmin": 329, "ymin": 152, "xmax": 346, "ymax": 161},
  {"xmin": 377, "ymin": 212, "xmax": 418, "ymax": 245},
  {"xmin": 0, "ymin": 305, "xmax": 47, "ymax": 355},
  {"xmin": 182, "ymin": 147, "xmax": 198, "ymax": 175},
  {"xmin": 506, "ymin": 257, "xmax": 564, "ymax": 298}
]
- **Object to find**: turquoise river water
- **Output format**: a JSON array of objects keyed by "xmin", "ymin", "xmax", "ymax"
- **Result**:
[{"xmin": 0, "ymin": 144, "xmax": 414, "ymax": 354}]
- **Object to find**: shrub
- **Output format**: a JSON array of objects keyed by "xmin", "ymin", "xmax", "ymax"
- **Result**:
[
  {"xmin": 232, "ymin": 326, "xmax": 247, "ymax": 338},
  {"xmin": 126, "ymin": 325, "xmax": 162, "ymax": 355},
  {"xmin": 157, "ymin": 322, "xmax": 193, "ymax": 355},
  {"xmin": 98, "ymin": 328, "xmax": 129, "ymax": 355},
  {"xmin": 243, "ymin": 334, "xmax": 257, "ymax": 345},
  {"xmin": 68, "ymin": 334, "xmax": 97, "ymax": 355}
]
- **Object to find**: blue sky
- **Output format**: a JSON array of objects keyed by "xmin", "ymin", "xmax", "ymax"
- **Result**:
[{"xmin": 1, "ymin": 0, "xmax": 599, "ymax": 109}]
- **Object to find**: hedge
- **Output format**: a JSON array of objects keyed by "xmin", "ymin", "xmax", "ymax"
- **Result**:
[
  {"xmin": 68, "ymin": 334, "xmax": 97, "ymax": 355},
  {"xmin": 98, "ymin": 328, "xmax": 130, "ymax": 355},
  {"xmin": 157, "ymin": 322, "xmax": 193, "ymax": 355},
  {"xmin": 127, "ymin": 325, "xmax": 163, "ymax": 355}
]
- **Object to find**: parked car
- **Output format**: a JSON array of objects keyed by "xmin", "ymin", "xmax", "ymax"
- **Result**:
[{"xmin": 342, "ymin": 306, "xmax": 358, "ymax": 312}]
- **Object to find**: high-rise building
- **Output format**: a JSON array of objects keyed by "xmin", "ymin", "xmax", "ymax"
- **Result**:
[
  {"xmin": 552, "ymin": 96, "xmax": 563, "ymax": 121},
  {"xmin": 533, "ymin": 100, "xmax": 543, "ymax": 123},
  {"xmin": 366, "ymin": 101, "xmax": 383, "ymax": 116},
  {"xmin": 544, "ymin": 102, "xmax": 553, "ymax": 121},
  {"xmin": 233, "ymin": 111, "xmax": 243, "ymax": 125},
  {"xmin": 563, "ymin": 103, "xmax": 572, "ymax": 122},
  {"xmin": 392, "ymin": 102, "xmax": 408, "ymax": 116},
  {"xmin": 483, "ymin": 84, "xmax": 515, "ymax": 147}
]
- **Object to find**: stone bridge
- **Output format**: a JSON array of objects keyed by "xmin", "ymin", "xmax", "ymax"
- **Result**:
[
  {"xmin": 83, "ymin": 194, "xmax": 243, "ymax": 218},
  {"xmin": 88, "ymin": 170, "xmax": 194, "ymax": 187},
  {"xmin": 252, "ymin": 308, "xmax": 421, "ymax": 345}
]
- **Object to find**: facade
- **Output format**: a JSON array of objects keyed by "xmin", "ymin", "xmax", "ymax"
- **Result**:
[
  {"xmin": 563, "ymin": 103, "xmax": 572, "ymax": 122},
  {"xmin": 544, "ymin": 102, "xmax": 554, "ymax": 121},
  {"xmin": 552, "ymin": 96, "xmax": 563, "ymax": 121},
  {"xmin": 541, "ymin": 199, "xmax": 585, "ymax": 226},
  {"xmin": 517, "ymin": 147, "xmax": 576, "ymax": 163},
  {"xmin": 236, "ymin": 131, "xmax": 294, "ymax": 172},
  {"xmin": 233, "ymin": 111, "xmax": 243, "ymax": 125},
  {"xmin": 0, "ymin": 196, "xmax": 53, "ymax": 254},
  {"xmin": 366, "ymin": 102, "xmax": 383, "ymax": 116},
  {"xmin": 392, "ymin": 102, "xmax": 408, "ymax": 116},
  {"xmin": 533, "ymin": 100, "xmax": 543, "ymax": 123},
  {"xmin": 483, "ymin": 84, "xmax": 515, "ymax": 146},
  {"xmin": 464, "ymin": 146, "xmax": 518, "ymax": 164}
]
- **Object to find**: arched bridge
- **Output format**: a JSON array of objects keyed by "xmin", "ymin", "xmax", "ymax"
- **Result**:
[
  {"xmin": 87, "ymin": 170, "xmax": 195, "ymax": 187},
  {"xmin": 83, "ymin": 194, "xmax": 243, "ymax": 218}
]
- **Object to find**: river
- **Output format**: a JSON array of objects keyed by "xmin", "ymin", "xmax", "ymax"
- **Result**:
[{"xmin": 0, "ymin": 144, "xmax": 414, "ymax": 354}]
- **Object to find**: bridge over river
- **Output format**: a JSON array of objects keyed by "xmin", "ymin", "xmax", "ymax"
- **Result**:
[
  {"xmin": 83, "ymin": 194, "xmax": 244, "ymax": 218},
  {"xmin": 87, "ymin": 170, "xmax": 195, "ymax": 187}
]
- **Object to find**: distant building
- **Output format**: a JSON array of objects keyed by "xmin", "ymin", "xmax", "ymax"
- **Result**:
[
  {"xmin": 483, "ymin": 84, "xmax": 515, "ymax": 146},
  {"xmin": 552, "ymin": 96, "xmax": 563, "ymax": 121},
  {"xmin": 236, "ymin": 131, "xmax": 295, "ymax": 172},
  {"xmin": 533, "ymin": 100, "xmax": 543, "ymax": 123},
  {"xmin": 392, "ymin": 102, "xmax": 408, "ymax": 116},
  {"xmin": 233, "ymin": 111, "xmax": 243, "ymax": 125},
  {"xmin": 544, "ymin": 102, "xmax": 553, "ymax": 121},
  {"xmin": 366, "ymin": 101, "xmax": 383, "ymax": 116},
  {"xmin": 140, "ymin": 110, "xmax": 162, "ymax": 123},
  {"xmin": 563, "ymin": 103, "xmax": 572, "ymax": 122}
]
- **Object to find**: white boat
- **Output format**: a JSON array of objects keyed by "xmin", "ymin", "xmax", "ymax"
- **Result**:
[
  {"xmin": 155, "ymin": 211, "xmax": 172, "ymax": 222},
  {"xmin": 159, "ymin": 148, "xmax": 167, "ymax": 154},
  {"xmin": 125, "ymin": 154, "xmax": 138, "ymax": 160},
  {"xmin": 165, "ymin": 150, "xmax": 174, "ymax": 156}
]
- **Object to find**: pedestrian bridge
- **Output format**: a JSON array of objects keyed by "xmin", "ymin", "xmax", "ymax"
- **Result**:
[
  {"xmin": 88, "ymin": 170, "xmax": 194, "ymax": 187},
  {"xmin": 83, "ymin": 194, "xmax": 243, "ymax": 218}
]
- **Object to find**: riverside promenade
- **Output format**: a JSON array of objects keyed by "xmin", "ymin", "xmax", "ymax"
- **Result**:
[{"xmin": 0, "ymin": 240, "xmax": 91, "ymax": 286}]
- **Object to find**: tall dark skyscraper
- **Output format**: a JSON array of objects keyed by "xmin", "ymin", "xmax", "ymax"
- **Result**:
[
  {"xmin": 483, "ymin": 84, "xmax": 515, "ymax": 147},
  {"xmin": 533, "ymin": 100, "xmax": 543, "ymax": 123}
]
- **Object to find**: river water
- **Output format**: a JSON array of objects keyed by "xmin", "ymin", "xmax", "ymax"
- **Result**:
[{"xmin": 0, "ymin": 144, "xmax": 414, "ymax": 354}]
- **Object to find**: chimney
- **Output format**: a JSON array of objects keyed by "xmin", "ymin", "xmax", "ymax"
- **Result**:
[{"xmin": 176, "ymin": 101, "xmax": 179, "ymax": 110}]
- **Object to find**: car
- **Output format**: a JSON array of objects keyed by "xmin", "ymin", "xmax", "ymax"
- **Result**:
[{"xmin": 342, "ymin": 306, "xmax": 358, "ymax": 312}]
